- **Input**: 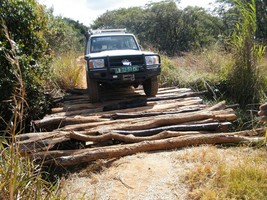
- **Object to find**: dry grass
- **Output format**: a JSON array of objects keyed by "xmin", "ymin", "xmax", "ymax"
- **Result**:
[
  {"xmin": 59, "ymin": 145, "xmax": 267, "ymax": 200},
  {"xmin": 51, "ymin": 51, "xmax": 86, "ymax": 90},
  {"xmin": 177, "ymin": 146, "xmax": 267, "ymax": 200},
  {"xmin": 160, "ymin": 45, "xmax": 233, "ymax": 93}
]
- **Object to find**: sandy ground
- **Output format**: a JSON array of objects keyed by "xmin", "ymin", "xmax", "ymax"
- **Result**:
[
  {"xmin": 59, "ymin": 145, "xmax": 266, "ymax": 200},
  {"xmin": 60, "ymin": 150, "xmax": 189, "ymax": 200}
]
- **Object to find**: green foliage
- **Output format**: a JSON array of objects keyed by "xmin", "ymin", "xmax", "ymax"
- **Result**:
[
  {"xmin": 159, "ymin": 55, "xmax": 180, "ymax": 87},
  {"xmin": 45, "ymin": 11, "xmax": 86, "ymax": 55},
  {"xmin": 225, "ymin": 0, "xmax": 266, "ymax": 107},
  {"xmin": 0, "ymin": 0, "xmax": 88, "ymax": 131},
  {"xmin": 0, "ymin": 22, "xmax": 60, "ymax": 199},
  {"xmin": 216, "ymin": 0, "xmax": 267, "ymax": 42},
  {"xmin": 0, "ymin": 0, "xmax": 52, "ymax": 131}
]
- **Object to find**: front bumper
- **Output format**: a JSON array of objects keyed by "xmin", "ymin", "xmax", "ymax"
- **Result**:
[{"xmin": 88, "ymin": 66, "xmax": 161, "ymax": 84}]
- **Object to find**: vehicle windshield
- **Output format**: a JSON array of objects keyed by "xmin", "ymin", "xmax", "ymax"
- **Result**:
[{"xmin": 90, "ymin": 35, "xmax": 139, "ymax": 53}]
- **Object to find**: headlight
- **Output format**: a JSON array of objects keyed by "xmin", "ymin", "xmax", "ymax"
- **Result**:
[
  {"xmin": 145, "ymin": 56, "xmax": 159, "ymax": 65},
  {"xmin": 89, "ymin": 59, "xmax": 105, "ymax": 68}
]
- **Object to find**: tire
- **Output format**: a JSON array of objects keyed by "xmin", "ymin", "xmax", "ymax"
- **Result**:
[
  {"xmin": 86, "ymin": 73, "xmax": 100, "ymax": 103},
  {"xmin": 143, "ymin": 76, "xmax": 158, "ymax": 97}
]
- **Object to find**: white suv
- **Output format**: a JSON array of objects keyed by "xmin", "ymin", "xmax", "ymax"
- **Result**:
[{"xmin": 84, "ymin": 29, "xmax": 161, "ymax": 102}]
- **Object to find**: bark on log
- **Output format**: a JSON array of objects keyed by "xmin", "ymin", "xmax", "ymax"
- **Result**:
[
  {"xmin": 103, "ymin": 98, "xmax": 147, "ymax": 111},
  {"xmin": 62, "ymin": 109, "xmax": 236, "ymax": 133},
  {"xmin": 106, "ymin": 101, "xmax": 228, "ymax": 120},
  {"xmin": 147, "ymin": 91, "xmax": 208, "ymax": 101},
  {"xmin": 204, "ymin": 101, "xmax": 226, "ymax": 111},
  {"xmin": 260, "ymin": 103, "xmax": 267, "ymax": 110},
  {"xmin": 259, "ymin": 116, "xmax": 267, "ymax": 122},
  {"xmin": 70, "ymin": 130, "xmax": 207, "ymax": 143},
  {"xmin": 109, "ymin": 107, "xmax": 202, "ymax": 120},
  {"xmin": 258, "ymin": 109, "xmax": 267, "ymax": 116},
  {"xmin": 18, "ymin": 136, "xmax": 68, "ymax": 152},
  {"xmin": 65, "ymin": 88, "xmax": 86, "ymax": 95},
  {"xmin": 34, "ymin": 131, "xmax": 266, "ymax": 166},
  {"xmin": 33, "ymin": 115, "xmax": 108, "ymax": 130},
  {"xmin": 70, "ymin": 128, "xmax": 265, "ymax": 143},
  {"xmin": 99, "ymin": 109, "xmax": 236, "ymax": 132},
  {"xmin": 98, "ymin": 122, "xmax": 231, "ymax": 136}
]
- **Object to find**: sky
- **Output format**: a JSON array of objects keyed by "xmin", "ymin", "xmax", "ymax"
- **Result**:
[{"xmin": 37, "ymin": 0, "xmax": 216, "ymax": 26}]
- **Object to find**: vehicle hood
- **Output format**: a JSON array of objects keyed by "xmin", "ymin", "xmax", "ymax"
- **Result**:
[{"xmin": 85, "ymin": 50, "xmax": 157, "ymax": 59}]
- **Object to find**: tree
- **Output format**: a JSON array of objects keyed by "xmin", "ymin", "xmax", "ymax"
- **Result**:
[
  {"xmin": 91, "ymin": 0, "xmax": 224, "ymax": 55},
  {"xmin": 216, "ymin": 0, "xmax": 267, "ymax": 42}
]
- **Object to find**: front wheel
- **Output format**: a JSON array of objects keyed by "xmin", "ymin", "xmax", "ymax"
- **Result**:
[
  {"xmin": 143, "ymin": 76, "xmax": 158, "ymax": 97},
  {"xmin": 86, "ymin": 73, "xmax": 100, "ymax": 103}
]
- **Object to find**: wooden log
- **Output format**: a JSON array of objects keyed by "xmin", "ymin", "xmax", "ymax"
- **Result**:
[
  {"xmin": 62, "ymin": 109, "xmax": 236, "ymax": 133},
  {"xmin": 107, "ymin": 101, "xmax": 228, "ymax": 120},
  {"xmin": 259, "ymin": 116, "xmax": 267, "ymax": 122},
  {"xmin": 101, "ymin": 110, "xmax": 236, "ymax": 131},
  {"xmin": 15, "ymin": 131, "xmax": 63, "ymax": 141},
  {"xmin": 70, "ymin": 128, "xmax": 266, "ymax": 143},
  {"xmin": 62, "ymin": 103, "xmax": 100, "ymax": 112},
  {"xmin": 18, "ymin": 136, "xmax": 68, "ymax": 152},
  {"xmin": 258, "ymin": 109, "xmax": 267, "ymax": 116},
  {"xmin": 52, "ymin": 97, "xmax": 202, "ymax": 118},
  {"xmin": 63, "ymin": 94, "xmax": 88, "ymax": 101},
  {"xmin": 70, "ymin": 130, "xmax": 207, "ymax": 143},
  {"xmin": 147, "ymin": 91, "xmax": 207, "ymax": 102},
  {"xmin": 103, "ymin": 98, "xmax": 147, "ymax": 111},
  {"xmin": 204, "ymin": 101, "xmax": 226, "ymax": 111},
  {"xmin": 108, "ymin": 107, "xmax": 202, "ymax": 120},
  {"xmin": 33, "ymin": 115, "xmax": 107, "ymax": 130},
  {"xmin": 16, "ymin": 127, "xmax": 265, "ymax": 153},
  {"xmin": 65, "ymin": 88, "xmax": 86, "ymax": 95},
  {"xmin": 98, "ymin": 122, "xmax": 231, "ymax": 136},
  {"xmin": 35, "ymin": 131, "xmax": 266, "ymax": 166},
  {"xmin": 260, "ymin": 103, "xmax": 267, "ymax": 110}
]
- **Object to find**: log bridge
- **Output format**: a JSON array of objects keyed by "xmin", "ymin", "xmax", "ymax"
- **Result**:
[{"xmin": 15, "ymin": 87, "xmax": 265, "ymax": 166}]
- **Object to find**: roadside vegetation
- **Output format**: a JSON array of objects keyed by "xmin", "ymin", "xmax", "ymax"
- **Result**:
[
  {"xmin": 0, "ymin": 0, "xmax": 266, "ymax": 199},
  {"xmin": 178, "ymin": 146, "xmax": 267, "ymax": 200}
]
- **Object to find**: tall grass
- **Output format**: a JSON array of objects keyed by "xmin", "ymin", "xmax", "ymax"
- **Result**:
[
  {"xmin": 226, "ymin": 0, "xmax": 266, "ymax": 108},
  {"xmin": 159, "ymin": 45, "xmax": 234, "ymax": 102},
  {"xmin": 0, "ymin": 20, "xmax": 60, "ymax": 200},
  {"xmin": 51, "ymin": 51, "xmax": 86, "ymax": 90}
]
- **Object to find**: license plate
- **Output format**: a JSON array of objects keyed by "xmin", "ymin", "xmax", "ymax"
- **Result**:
[
  {"xmin": 113, "ymin": 66, "xmax": 140, "ymax": 74},
  {"xmin": 123, "ymin": 74, "xmax": 135, "ymax": 81}
]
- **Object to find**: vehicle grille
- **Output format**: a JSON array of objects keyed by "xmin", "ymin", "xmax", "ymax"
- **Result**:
[{"xmin": 108, "ymin": 55, "xmax": 144, "ymax": 67}]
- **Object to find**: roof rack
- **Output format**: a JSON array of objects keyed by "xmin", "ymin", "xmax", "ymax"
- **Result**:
[{"xmin": 91, "ymin": 28, "xmax": 127, "ymax": 35}]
